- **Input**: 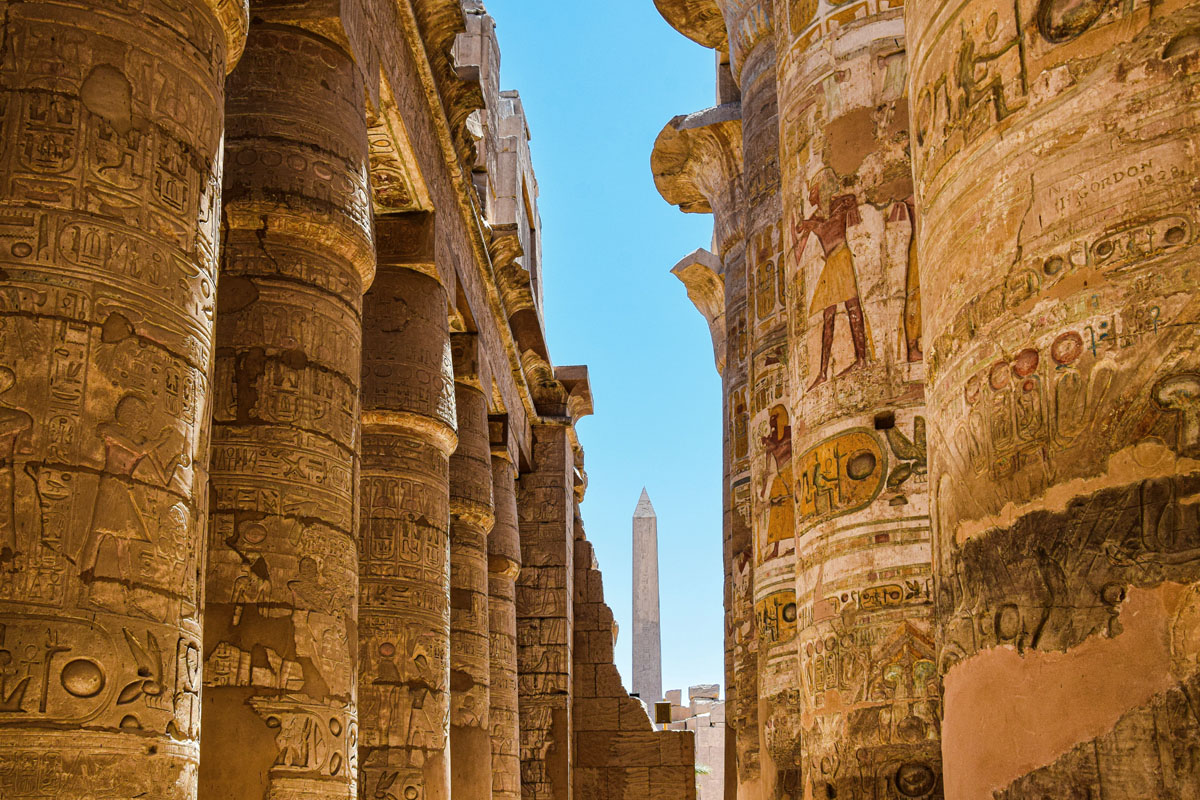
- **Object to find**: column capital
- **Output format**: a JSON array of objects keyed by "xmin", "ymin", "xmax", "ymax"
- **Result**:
[
  {"xmin": 654, "ymin": 0, "xmax": 729, "ymax": 50},
  {"xmin": 652, "ymin": 104, "xmax": 745, "ymax": 251},
  {"xmin": 717, "ymin": 0, "xmax": 777, "ymax": 80},
  {"xmin": 671, "ymin": 249, "xmax": 727, "ymax": 375},
  {"xmin": 206, "ymin": 0, "xmax": 250, "ymax": 70}
]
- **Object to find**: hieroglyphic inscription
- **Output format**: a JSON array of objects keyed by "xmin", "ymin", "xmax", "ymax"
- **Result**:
[
  {"xmin": 359, "ymin": 266, "xmax": 455, "ymax": 800},
  {"xmin": 0, "ymin": 0, "xmax": 244, "ymax": 795}
]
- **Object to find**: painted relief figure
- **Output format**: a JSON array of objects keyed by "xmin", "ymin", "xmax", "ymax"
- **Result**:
[
  {"xmin": 759, "ymin": 404, "xmax": 794, "ymax": 560},
  {"xmin": 0, "ymin": 367, "xmax": 32, "ymax": 562},
  {"xmin": 794, "ymin": 184, "xmax": 868, "ymax": 388},
  {"xmin": 892, "ymin": 197, "xmax": 923, "ymax": 362}
]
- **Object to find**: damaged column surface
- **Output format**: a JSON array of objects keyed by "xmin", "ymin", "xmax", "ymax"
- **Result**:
[
  {"xmin": 774, "ymin": 0, "xmax": 940, "ymax": 796},
  {"xmin": 906, "ymin": 0, "xmax": 1200, "ymax": 796},
  {"xmin": 358, "ymin": 213, "xmax": 457, "ymax": 800},
  {"xmin": 201, "ymin": 20, "xmax": 373, "ymax": 799},
  {"xmin": 0, "ymin": 0, "xmax": 247, "ymax": 795},
  {"xmin": 448, "ymin": 333, "xmax": 496, "ymax": 800}
]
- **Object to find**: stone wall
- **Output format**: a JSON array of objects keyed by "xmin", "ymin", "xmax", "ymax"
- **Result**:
[{"xmin": 573, "ymin": 537, "xmax": 698, "ymax": 800}]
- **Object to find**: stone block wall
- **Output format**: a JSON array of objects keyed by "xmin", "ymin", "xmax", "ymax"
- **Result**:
[{"xmin": 573, "ymin": 537, "xmax": 698, "ymax": 800}]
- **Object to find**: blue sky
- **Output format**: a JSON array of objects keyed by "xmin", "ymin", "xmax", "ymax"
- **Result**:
[{"xmin": 485, "ymin": 1, "xmax": 725, "ymax": 699}]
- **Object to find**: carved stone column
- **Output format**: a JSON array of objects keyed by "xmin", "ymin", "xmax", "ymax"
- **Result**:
[
  {"xmin": 0, "ymin": 0, "xmax": 246, "ymax": 795},
  {"xmin": 907, "ymin": 0, "xmax": 1200, "ymax": 796},
  {"xmin": 487, "ymin": 441, "xmax": 522, "ymax": 800},
  {"xmin": 199, "ymin": 21, "xmax": 372, "ymax": 800},
  {"xmin": 448, "ymin": 334, "xmax": 495, "ymax": 800},
  {"xmin": 358, "ymin": 213, "xmax": 457, "ymax": 800},
  {"xmin": 715, "ymin": 2, "xmax": 799, "ymax": 796},
  {"xmin": 516, "ymin": 424, "xmax": 575, "ymax": 800},
  {"xmin": 651, "ymin": 99, "xmax": 754, "ymax": 800},
  {"xmin": 773, "ymin": 2, "xmax": 941, "ymax": 797}
]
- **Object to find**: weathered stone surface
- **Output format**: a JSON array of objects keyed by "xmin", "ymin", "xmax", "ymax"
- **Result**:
[
  {"xmin": 200, "ymin": 22, "xmax": 371, "ymax": 799},
  {"xmin": 517, "ymin": 425, "xmax": 574, "ymax": 800},
  {"xmin": 449, "ymin": 333, "xmax": 496, "ymax": 800},
  {"xmin": 573, "ymin": 535, "xmax": 697, "ymax": 800},
  {"xmin": 774, "ymin": 1, "xmax": 940, "ymax": 795},
  {"xmin": 658, "ymin": 0, "xmax": 1200, "ymax": 796},
  {"xmin": 359, "ymin": 228, "xmax": 456, "ymax": 800},
  {"xmin": 905, "ymin": 0, "xmax": 1200, "ymax": 794},
  {"xmin": 489, "ymin": 448, "xmax": 522, "ymax": 800},
  {"xmin": 0, "ymin": 0, "xmax": 246, "ymax": 795},
  {"xmin": 0, "ymin": 3, "xmax": 693, "ymax": 799}
]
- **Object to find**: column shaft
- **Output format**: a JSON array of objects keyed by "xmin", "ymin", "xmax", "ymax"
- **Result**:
[
  {"xmin": 488, "ymin": 451, "xmax": 522, "ymax": 800},
  {"xmin": 722, "ymin": 6, "xmax": 803, "ymax": 795},
  {"xmin": 359, "ymin": 232, "xmax": 456, "ymax": 800},
  {"xmin": 449, "ymin": 334, "xmax": 496, "ymax": 800},
  {"xmin": 0, "ymin": 1, "xmax": 245, "ymax": 795},
  {"xmin": 723, "ymin": 234, "xmax": 761, "ymax": 800},
  {"xmin": 774, "ymin": 2, "xmax": 941, "ymax": 796},
  {"xmin": 516, "ymin": 425, "xmax": 574, "ymax": 800},
  {"xmin": 200, "ymin": 22, "xmax": 372, "ymax": 800},
  {"xmin": 907, "ymin": 0, "xmax": 1200, "ymax": 795}
]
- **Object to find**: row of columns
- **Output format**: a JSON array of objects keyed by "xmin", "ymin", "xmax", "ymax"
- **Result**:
[
  {"xmin": 658, "ymin": 0, "xmax": 1200, "ymax": 797},
  {"xmin": 0, "ymin": 6, "xmax": 533, "ymax": 800}
]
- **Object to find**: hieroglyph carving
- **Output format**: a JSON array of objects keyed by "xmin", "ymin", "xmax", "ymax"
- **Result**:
[{"xmin": 0, "ymin": 0, "xmax": 245, "ymax": 796}]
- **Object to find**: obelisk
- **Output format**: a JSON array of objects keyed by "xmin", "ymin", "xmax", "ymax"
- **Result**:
[{"xmin": 632, "ymin": 488, "xmax": 663, "ymax": 706}]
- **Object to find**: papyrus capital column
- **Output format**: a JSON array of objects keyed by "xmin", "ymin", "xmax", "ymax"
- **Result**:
[
  {"xmin": 487, "ymin": 429, "xmax": 522, "ymax": 800},
  {"xmin": 908, "ymin": 0, "xmax": 1200, "ymax": 795},
  {"xmin": 359, "ymin": 211, "xmax": 457, "ymax": 800},
  {"xmin": 0, "ymin": 1, "xmax": 246, "ymax": 795},
  {"xmin": 448, "ymin": 332, "xmax": 496, "ymax": 800},
  {"xmin": 200, "ymin": 20, "xmax": 373, "ymax": 800}
]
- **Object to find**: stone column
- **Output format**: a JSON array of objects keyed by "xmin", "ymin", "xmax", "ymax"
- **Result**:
[
  {"xmin": 907, "ymin": 0, "xmax": 1200, "ymax": 796},
  {"xmin": 487, "ymin": 440, "xmax": 522, "ymax": 800},
  {"xmin": 358, "ymin": 213, "xmax": 457, "ymax": 800},
  {"xmin": 199, "ymin": 21, "xmax": 372, "ymax": 799},
  {"xmin": 0, "ymin": 0, "xmax": 246, "ymax": 795},
  {"xmin": 652, "ymin": 66, "xmax": 759, "ymax": 800},
  {"xmin": 516, "ymin": 424, "xmax": 575, "ymax": 800},
  {"xmin": 772, "ymin": 2, "xmax": 941, "ymax": 797},
  {"xmin": 448, "ymin": 334, "xmax": 496, "ymax": 800},
  {"xmin": 715, "ymin": 2, "xmax": 800, "ymax": 796}
]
